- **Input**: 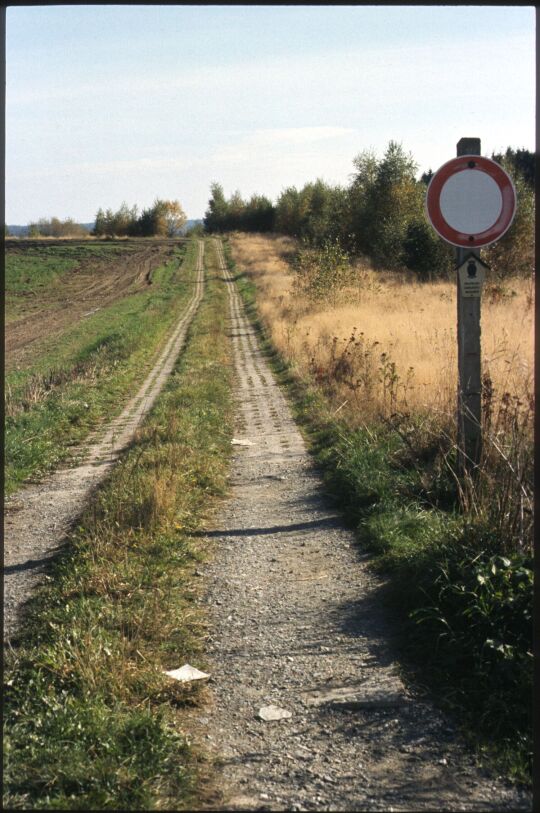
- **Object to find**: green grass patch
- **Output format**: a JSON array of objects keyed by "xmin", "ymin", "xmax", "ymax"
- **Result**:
[
  {"xmin": 4, "ymin": 238, "xmax": 234, "ymax": 809},
  {"xmin": 5, "ymin": 242, "xmax": 196, "ymax": 496},
  {"xmin": 6, "ymin": 252, "xmax": 79, "ymax": 294},
  {"xmin": 6, "ymin": 242, "xmax": 143, "ymax": 296},
  {"xmin": 223, "ymin": 237, "xmax": 533, "ymax": 786}
]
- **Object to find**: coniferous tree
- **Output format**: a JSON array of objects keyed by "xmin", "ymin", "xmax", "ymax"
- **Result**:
[{"xmin": 204, "ymin": 183, "xmax": 229, "ymax": 233}]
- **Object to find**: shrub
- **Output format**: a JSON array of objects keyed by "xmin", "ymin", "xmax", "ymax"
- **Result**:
[
  {"xmin": 402, "ymin": 220, "xmax": 454, "ymax": 280},
  {"xmin": 292, "ymin": 237, "xmax": 353, "ymax": 304}
]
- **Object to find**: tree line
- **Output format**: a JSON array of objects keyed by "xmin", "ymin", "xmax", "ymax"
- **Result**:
[
  {"xmin": 203, "ymin": 187, "xmax": 275, "ymax": 234},
  {"xmin": 27, "ymin": 217, "xmax": 90, "ymax": 238},
  {"xmin": 22, "ymin": 198, "xmax": 187, "ymax": 239},
  {"xmin": 204, "ymin": 143, "xmax": 534, "ymax": 279},
  {"xmin": 93, "ymin": 199, "xmax": 187, "ymax": 237}
]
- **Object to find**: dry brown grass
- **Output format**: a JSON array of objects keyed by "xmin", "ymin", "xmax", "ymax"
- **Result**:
[{"xmin": 228, "ymin": 232, "xmax": 534, "ymax": 429}]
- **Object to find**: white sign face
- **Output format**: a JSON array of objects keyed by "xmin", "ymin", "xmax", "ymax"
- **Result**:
[
  {"xmin": 425, "ymin": 156, "xmax": 516, "ymax": 248},
  {"xmin": 439, "ymin": 170, "xmax": 503, "ymax": 234}
]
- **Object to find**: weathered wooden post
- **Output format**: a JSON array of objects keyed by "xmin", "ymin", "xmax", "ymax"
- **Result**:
[
  {"xmin": 456, "ymin": 137, "xmax": 482, "ymax": 474},
  {"xmin": 425, "ymin": 139, "xmax": 516, "ymax": 478}
]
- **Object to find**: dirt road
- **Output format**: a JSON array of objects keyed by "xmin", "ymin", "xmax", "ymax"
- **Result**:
[
  {"xmin": 4, "ymin": 241, "xmax": 205, "ymax": 640},
  {"xmin": 192, "ymin": 239, "xmax": 530, "ymax": 811}
]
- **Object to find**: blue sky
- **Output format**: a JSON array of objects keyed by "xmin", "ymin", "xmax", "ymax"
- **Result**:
[{"xmin": 6, "ymin": 5, "xmax": 535, "ymax": 223}]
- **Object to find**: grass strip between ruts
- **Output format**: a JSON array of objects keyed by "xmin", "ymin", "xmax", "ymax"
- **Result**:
[{"xmin": 3, "ymin": 238, "xmax": 235, "ymax": 810}]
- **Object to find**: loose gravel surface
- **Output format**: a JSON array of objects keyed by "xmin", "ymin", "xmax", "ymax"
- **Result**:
[
  {"xmin": 4, "ymin": 241, "xmax": 205, "ymax": 641},
  {"xmin": 192, "ymin": 240, "xmax": 530, "ymax": 811}
]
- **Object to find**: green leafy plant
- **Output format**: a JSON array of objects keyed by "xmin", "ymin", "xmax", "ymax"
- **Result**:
[{"xmin": 293, "ymin": 237, "xmax": 353, "ymax": 304}]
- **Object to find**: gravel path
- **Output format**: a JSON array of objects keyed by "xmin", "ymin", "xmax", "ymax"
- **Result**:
[
  {"xmin": 192, "ymin": 239, "xmax": 530, "ymax": 812},
  {"xmin": 4, "ymin": 241, "xmax": 205, "ymax": 641}
]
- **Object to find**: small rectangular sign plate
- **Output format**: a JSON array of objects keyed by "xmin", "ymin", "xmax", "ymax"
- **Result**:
[{"xmin": 458, "ymin": 259, "xmax": 485, "ymax": 298}]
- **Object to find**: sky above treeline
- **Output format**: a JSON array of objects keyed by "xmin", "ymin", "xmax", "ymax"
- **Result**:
[{"xmin": 6, "ymin": 5, "xmax": 535, "ymax": 223}]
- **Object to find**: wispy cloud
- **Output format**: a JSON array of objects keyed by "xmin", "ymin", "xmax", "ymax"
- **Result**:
[
  {"xmin": 8, "ymin": 31, "xmax": 533, "ymax": 109},
  {"xmin": 246, "ymin": 127, "xmax": 355, "ymax": 145},
  {"xmin": 10, "ymin": 156, "xmax": 203, "ymax": 181},
  {"xmin": 211, "ymin": 127, "xmax": 357, "ymax": 164}
]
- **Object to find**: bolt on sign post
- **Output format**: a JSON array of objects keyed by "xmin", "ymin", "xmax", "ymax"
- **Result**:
[{"xmin": 426, "ymin": 138, "xmax": 516, "ymax": 475}]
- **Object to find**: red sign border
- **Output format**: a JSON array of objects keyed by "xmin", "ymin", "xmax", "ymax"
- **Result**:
[{"xmin": 425, "ymin": 155, "xmax": 516, "ymax": 248}]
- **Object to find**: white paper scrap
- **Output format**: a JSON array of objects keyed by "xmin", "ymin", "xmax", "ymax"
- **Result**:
[
  {"xmin": 257, "ymin": 705, "xmax": 292, "ymax": 721},
  {"xmin": 231, "ymin": 438, "xmax": 255, "ymax": 446},
  {"xmin": 164, "ymin": 664, "xmax": 210, "ymax": 682}
]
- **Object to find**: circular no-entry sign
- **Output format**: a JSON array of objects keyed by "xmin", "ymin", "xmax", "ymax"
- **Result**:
[{"xmin": 425, "ymin": 155, "xmax": 516, "ymax": 247}]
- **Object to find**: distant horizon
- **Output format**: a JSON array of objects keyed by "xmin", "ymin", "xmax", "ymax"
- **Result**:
[
  {"xmin": 6, "ymin": 217, "xmax": 204, "ymax": 228},
  {"xmin": 7, "ymin": 6, "xmax": 535, "ymax": 223},
  {"xmin": 6, "ymin": 218, "xmax": 204, "ymax": 240}
]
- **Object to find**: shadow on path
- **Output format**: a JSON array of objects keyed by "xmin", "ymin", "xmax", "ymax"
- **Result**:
[{"xmin": 195, "ymin": 516, "xmax": 343, "ymax": 539}]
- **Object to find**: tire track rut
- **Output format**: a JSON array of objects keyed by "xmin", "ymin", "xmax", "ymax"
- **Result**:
[
  {"xmin": 194, "ymin": 239, "xmax": 529, "ymax": 811},
  {"xmin": 4, "ymin": 241, "xmax": 206, "ymax": 640}
]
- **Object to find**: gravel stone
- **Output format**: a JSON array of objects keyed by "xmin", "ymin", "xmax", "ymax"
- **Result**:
[{"xmin": 189, "ymin": 240, "xmax": 531, "ymax": 812}]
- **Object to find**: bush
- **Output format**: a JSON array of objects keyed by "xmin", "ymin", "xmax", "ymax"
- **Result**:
[
  {"xmin": 402, "ymin": 221, "xmax": 453, "ymax": 280},
  {"xmin": 292, "ymin": 237, "xmax": 353, "ymax": 304}
]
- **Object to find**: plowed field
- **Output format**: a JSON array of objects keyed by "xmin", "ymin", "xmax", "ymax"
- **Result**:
[{"xmin": 6, "ymin": 239, "xmax": 180, "ymax": 370}]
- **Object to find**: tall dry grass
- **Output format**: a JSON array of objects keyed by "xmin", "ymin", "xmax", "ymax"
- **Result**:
[
  {"xmin": 228, "ymin": 232, "xmax": 533, "ymax": 427},
  {"xmin": 229, "ymin": 231, "xmax": 534, "ymax": 550}
]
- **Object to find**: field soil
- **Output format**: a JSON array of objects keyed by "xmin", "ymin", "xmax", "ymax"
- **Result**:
[
  {"xmin": 4, "ymin": 241, "xmax": 205, "ymax": 640},
  {"xmin": 6, "ymin": 240, "xmax": 177, "ymax": 371},
  {"xmin": 187, "ymin": 240, "xmax": 530, "ymax": 811}
]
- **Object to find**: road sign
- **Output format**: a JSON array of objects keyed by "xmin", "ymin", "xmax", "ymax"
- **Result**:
[
  {"xmin": 426, "ymin": 155, "xmax": 516, "ymax": 248},
  {"xmin": 457, "ymin": 254, "xmax": 489, "ymax": 298}
]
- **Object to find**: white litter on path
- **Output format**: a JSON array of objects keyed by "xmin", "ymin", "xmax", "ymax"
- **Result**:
[
  {"xmin": 164, "ymin": 664, "xmax": 211, "ymax": 682},
  {"xmin": 257, "ymin": 705, "xmax": 292, "ymax": 722},
  {"xmin": 231, "ymin": 438, "xmax": 255, "ymax": 446}
]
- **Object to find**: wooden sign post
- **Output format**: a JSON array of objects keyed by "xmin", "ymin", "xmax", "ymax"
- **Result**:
[
  {"xmin": 456, "ymin": 137, "xmax": 482, "ymax": 474},
  {"xmin": 425, "ymin": 138, "xmax": 517, "ymax": 476}
]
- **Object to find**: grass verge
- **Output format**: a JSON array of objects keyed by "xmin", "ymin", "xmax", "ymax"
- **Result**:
[
  {"xmin": 6, "ymin": 241, "xmax": 196, "ymax": 496},
  {"xmin": 222, "ymin": 236, "xmax": 533, "ymax": 786},
  {"xmin": 3, "ymin": 238, "xmax": 234, "ymax": 809}
]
